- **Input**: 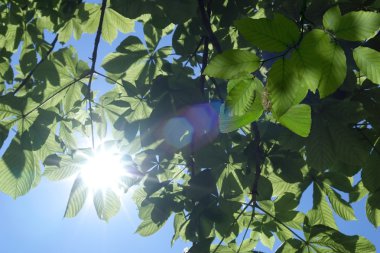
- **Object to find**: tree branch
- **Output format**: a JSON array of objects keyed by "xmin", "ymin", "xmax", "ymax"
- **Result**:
[
  {"xmin": 198, "ymin": 0, "xmax": 222, "ymax": 54},
  {"xmin": 87, "ymin": 0, "xmax": 107, "ymax": 148},
  {"xmin": 13, "ymin": 34, "xmax": 59, "ymax": 94},
  {"xmin": 200, "ymin": 37, "xmax": 209, "ymax": 95}
]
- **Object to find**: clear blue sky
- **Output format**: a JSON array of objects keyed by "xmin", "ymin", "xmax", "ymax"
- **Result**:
[{"xmin": 0, "ymin": 1, "xmax": 379, "ymax": 252}]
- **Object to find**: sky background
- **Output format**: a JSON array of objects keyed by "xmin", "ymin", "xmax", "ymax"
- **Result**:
[{"xmin": 1, "ymin": 1, "xmax": 380, "ymax": 252}]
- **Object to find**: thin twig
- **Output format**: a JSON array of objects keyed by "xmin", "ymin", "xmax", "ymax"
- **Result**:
[
  {"xmin": 234, "ymin": 122, "xmax": 263, "ymax": 253},
  {"xmin": 87, "ymin": 0, "xmax": 107, "ymax": 149},
  {"xmin": 184, "ymin": 36, "xmax": 204, "ymax": 67},
  {"xmin": 255, "ymin": 204, "xmax": 307, "ymax": 244},
  {"xmin": 211, "ymin": 199, "xmax": 254, "ymax": 253},
  {"xmin": 94, "ymin": 70, "xmax": 125, "ymax": 88},
  {"xmin": 13, "ymin": 34, "xmax": 59, "ymax": 94},
  {"xmin": 23, "ymin": 74, "xmax": 90, "ymax": 119},
  {"xmin": 237, "ymin": 209, "xmax": 255, "ymax": 253},
  {"xmin": 210, "ymin": 77, "xmax": 224, "ymax": 101}
]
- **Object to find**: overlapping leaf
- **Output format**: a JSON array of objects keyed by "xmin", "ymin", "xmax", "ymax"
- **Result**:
[
  {"xmin": 219, "ymin": 78, "xmax": 263, "ymax": 133},
  {"xmin": 235, "ymin": 14, "xmax": 300, "ymax": 52},
  {"xmin": 323, "ymin": 6, "xmax": 380, "ymax": 41},
  {"xmin": 353, "ymin": 47, "xmax": 380, "ymax": 85},
  {"xmin": 204, "ymin": 50, "xmax": 260, "ymax": 79},
  {"xmin": 296, "ymin": 29, "xmax": 347, "ymax": 98}
]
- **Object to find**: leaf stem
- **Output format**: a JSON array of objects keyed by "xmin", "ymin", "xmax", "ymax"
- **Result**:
[
  {"xmin": 93, "ymin": 70, "xmax": 125, "ymax": 89},
  {"xmin": 211, "ymin": 199, "xmax": 254, "ymax": 253},
  {"xmin": 13, "ymin": 34, "xmax": 59, "ymax": 94},
  {"xmin": 184, "ymin": 36, "xmax": 204, "ymax": 67},
  {"xmin": 23, "ymin": 74, "xmax": 89, "ymax": 119},
  {"xmin": 254, "ymin": 204, "xmax": 307, "ymax": 244}
]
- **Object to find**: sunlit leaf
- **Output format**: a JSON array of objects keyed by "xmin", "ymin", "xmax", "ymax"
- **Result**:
[
  {"xmin": 353, "ymin": 47, "xmax": 380, "ymax": 85},
  {"xmin": 93, "ymin": 188, "xmax": 121, "ymax": 221},
  {"xmin": 277, "ymin": 104, "xmax": 311, "ymax": 137},
  {"xmin": 323, "ymin": 6, "xmax": 380, "ymax": 41},
  {"xmin": 204, "ymin": 49, "xmax": 260, "ymax": 79},
  {"xmin": 64, "ymin": 176, "xmax": 88, "ymax": 218},
  {"xmin": 235, "ymin": 14, "xmax": 300, "ymax": 52}
]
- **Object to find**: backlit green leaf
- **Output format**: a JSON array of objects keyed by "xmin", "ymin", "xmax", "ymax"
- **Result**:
[
  {"xmin": 136, "ymin": 218, "xmax": 167, "ymax": 237},
  {"xmin": 43, "ymin": 155, "xmax": 81, "ymax": 181},
  {"xmin": 93, "ymin": 188, "xmax": 121, "ymax": 221},
  {"xmin": 309, "ymin": 225, "xmax": 376, "ymax": 253},
  {"xmin": 323, "ymin": 6, "xmax": 380, "ymax": 41},
  {"xmin": 366, "ymin": 193, "xmax": 380, "ymax": 227},
  {"xmin": 0, "ymin": 137, "xmax": 38, "ymax": 198},
  {"xmin": 277, "ymin": 104, "xmax": 311, "ymax": 137},
  {"xmin": 353, "ymin": 47, "xmax": 380, "ymax": 85},
  {"xmin": 235, "ymin": 14, "xmax": 300, "ymax": 52},
  {"xmin": 203, "ymin": 49, "xmax": 260, "ymax": 79},
  {"xmin": 64, "ymin": 176, "xmax": 88, "ymax": 218},
  {"xmin": 297, "ymin": 29, "xmax": 346, "ymax": 98},
  {"xmin": 267, "ymin": 57, "xmax": 309, "ymax": 116}
]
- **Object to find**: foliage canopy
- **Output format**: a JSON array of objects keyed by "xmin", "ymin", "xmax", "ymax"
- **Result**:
[{"xmin": 1, "ymin": 0, "xmax": 380, "ymax": 252}]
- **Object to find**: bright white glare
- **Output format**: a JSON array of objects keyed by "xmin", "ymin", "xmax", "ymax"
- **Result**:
[{"xmin": 80, "ymin": 149, "xmax": 126, "ymax": 192}]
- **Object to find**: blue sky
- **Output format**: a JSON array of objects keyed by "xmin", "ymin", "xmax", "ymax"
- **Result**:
[{"xmin": 0, "ymin": 1, "xmax": 379, "ymax": 252}]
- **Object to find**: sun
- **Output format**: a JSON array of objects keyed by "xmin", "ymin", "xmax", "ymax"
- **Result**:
[{"xmin": 80, "ymin": 149, "xmax": 127, "ymax": 192}]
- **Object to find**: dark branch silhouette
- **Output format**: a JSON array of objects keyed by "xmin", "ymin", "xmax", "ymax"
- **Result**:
[
  {"xmin": 87, "ymin": 0, "xmax": 107, "ymax": 148},
  {"xmin": 13, "ymin": 34, "xmax": 59, "ymax": 94}
]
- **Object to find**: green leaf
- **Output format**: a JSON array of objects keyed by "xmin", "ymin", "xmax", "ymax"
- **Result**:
[
  {"xmin": 362, "ymin": 146, "xmax": 380, "ymax": 193},
  {"xmin": 297, "ymin": 29, "xmax": 346, "ymax": 98},
  {"xmin": 123, "ymin": 97, "xmax": 152, "ymax": 122},
  {"xmin": 307, "ymin": 184, "xmax": 337, "ymax": 229},
  {"xmin": 350, "ymin": 181, "xmax": 368, "ymax": 203},
  {"xmin": 101, "ymin": 33, "xmax": 165, "ymax": 85},
  {"xmin": 43, "ymin": 155, "xmax": 81, "ymax": 181},
  {"xmin": 353, "ymin": 47, "xmax": 380, "ymax": 84},
  {"xmin": 226, "ymin": 78, "xmax": 262, "ymax": 116},
  {"xmin": 203, "ymin": 49, "xmax": 260, "ymax": 79},
  {"xmin": 267, "ymin": 57, "xmax": 309, "ymax": 116},
  {"xmin": 276, "ymin": 238, "xmax": 305, "ymax": 253},
  {"xmin": 366, "ymin": 193, "xmax": 380, "ymax": 227},
  {"xmin": 320, "ymin": 172, "xmax": 353, "ymax": 193},
  {"xmin": 0, "ymin": 124, "xmax": 8, "ymax": 148},
  {"xmin": 260, "ymin": 232, "xmax": 275, "ymax": 250},
  {"xmin": 329, "ymin": 122, "xmax": 369, "ymax": 167},
  {"xmin": 323, "ymin": 6, "xmax": 380, "ymax": 41},
  {"xmin": 322, "ymin": 183, "xmax": 356, "ymax": 221},
  {"xmin": 219, "ymin": 78, "xmax": 264, "ymax": 133},
  {"xmin": 58, "ymin": 18, "xmax": 83, "ymax": 43},
  {"xmin": 64, "ymin": 176, "xmax": 88, "ymax": 218},
  {"xmin": 136, "ymin": 218, "xmax": 167, "ymax": 237},
  {"xmin": 277, "ymin": 104, "xmax": 311, "ymax": 137},
  {"xmin": 309, "ymin": 225, "xmax": 376, "ymax": 253},
  {"xmin": 235, "ymin": 14, "xmax": 300, "ymax": 52},
  {"xmin": 93, "ymin": 188, "xmax": 121, "ymax": 221},
  {"xmin": 102, "ymin": 8, "xmax": 134, "ymax": 44},
  {"xmin": 0, "ymin": 137, "xmax": 38, "ymax": 198}
]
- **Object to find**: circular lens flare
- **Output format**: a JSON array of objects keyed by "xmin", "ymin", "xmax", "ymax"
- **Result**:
[{"xmin": 80, "ymin": 150, "xmax": 126, "ymax": 192}]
